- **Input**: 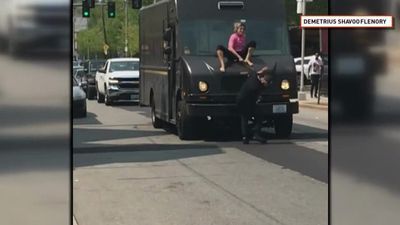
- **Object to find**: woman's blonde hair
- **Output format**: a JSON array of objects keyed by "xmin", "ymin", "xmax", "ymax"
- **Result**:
[{"xmin": 233, "ymin": 22, "xmax": 246, "ymax": 33}]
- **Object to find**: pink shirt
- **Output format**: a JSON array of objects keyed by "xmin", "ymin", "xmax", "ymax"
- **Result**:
[{"xmin": 228, "ymin": 33, "xmax": 246, "ymax": 52}]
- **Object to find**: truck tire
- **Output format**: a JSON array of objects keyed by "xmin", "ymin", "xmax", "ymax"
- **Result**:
[
  {"xmin": 105, "ymin": 91, "xmax": 113, "ymax": 106},
  {"xmin": 176, "ymin": 101, "xmax": 195, "ymax": 140},
  {"xmin": 274, "ymin": 115, "xmax": 293, "ymax": 138},
  {"xmin": 96, "ymin": 85, "xmax": 105, "ymax": 103},
  {"xmin": 151, "ymin": 99, "xmax": 163, "ymax": 128}
]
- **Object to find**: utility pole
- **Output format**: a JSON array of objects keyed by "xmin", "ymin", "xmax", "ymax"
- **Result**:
[
  {"xmin": 101, "ymin": 3, "xmax": 109, "ymax": 56},
  {"xmin": 297, "ymin": 0, "xmax": 312, "ymax": 100}
]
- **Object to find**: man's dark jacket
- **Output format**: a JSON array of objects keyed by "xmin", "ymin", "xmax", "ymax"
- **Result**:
[{"xmin": 236, "ymin": 71, "xmax": 264, "ymax": 116}]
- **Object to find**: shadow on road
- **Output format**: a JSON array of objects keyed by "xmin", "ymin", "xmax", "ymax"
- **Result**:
[
  {"xmin": 238, "ymin": 143, "xmax": 327, "ymax": 183},
  {"xmin": 73, "ymin": 112, "xmax": 102, "ymax": 125},
  {"xmin": 74, "ymin": 143, "xmax": 222, "ymax": 168},
  {"xmin": 73, "ymin": 128, "xmax": 168, "ymax": 145}
]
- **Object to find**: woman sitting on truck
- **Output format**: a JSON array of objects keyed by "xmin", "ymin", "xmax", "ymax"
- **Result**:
[{"xmin": 216, "ymin": 22, "xmax": 256, "ymax": 72}]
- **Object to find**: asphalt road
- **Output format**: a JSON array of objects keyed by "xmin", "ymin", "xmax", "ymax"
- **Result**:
[{"xmin": 73, "ymin": 100, "xmax": 328, "ymax": 225}]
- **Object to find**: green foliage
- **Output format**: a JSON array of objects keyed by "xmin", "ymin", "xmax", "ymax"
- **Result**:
[{"xmin": 77, "ymin": 0, "xmax": 141, "ymax": 58}]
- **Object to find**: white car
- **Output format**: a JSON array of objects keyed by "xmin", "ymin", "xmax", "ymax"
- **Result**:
[
  {"xmin": 95, "ymin": 58, "xmax": 140, "ymax": 105},
  {"xmin": 294, "ymin": 55, "xmax": 314, "ymax": 81},
  {"xmin": 73, "ymin": 77, "xmax": 87, "ymax": 118}
]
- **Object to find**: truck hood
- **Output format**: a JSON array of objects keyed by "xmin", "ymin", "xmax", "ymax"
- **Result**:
[
  {"xmin": 108, "ymin": 71, "xmax": 139, "ymax": 79},
  {"xmin": 180, "ymin": 55, "xmax": 297, "ymax": 96},
  {"xmin": 181, "ymin": 55, "xmax": 296, "ymax": 77}
]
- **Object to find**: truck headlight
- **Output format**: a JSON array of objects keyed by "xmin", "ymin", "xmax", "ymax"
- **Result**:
[
  {"xmin": 281, "ymin": 80, "xmax": 290, "ymax": 90},
  {"xmin": 198, "ymin": 81, "xmax": 208, "ymax": 92}
]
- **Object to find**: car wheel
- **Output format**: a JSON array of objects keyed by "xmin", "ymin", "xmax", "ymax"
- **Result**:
[
  {"xmin": 87, "ymin": 87, "xmax": 96, "ymax": 100},
  {"xmin": 96, "ymin": 85, "xmax": 105, "ymax": 103},
  {"xmin": 105, "ymin": 91, "xmax": 113, "ymax": 106},
  {"xmin": 79, "ymin": 108, "xmax": 87, "ymax": 118}
]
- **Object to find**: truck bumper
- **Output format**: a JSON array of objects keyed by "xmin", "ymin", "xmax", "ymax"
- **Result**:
[
  {"xmin": 186, "ymin": 102, "xmax": 299, "ymax": 117},
  {"xmin": 108, "ymin": 88, "xmax": 140, "ymax": 101}
]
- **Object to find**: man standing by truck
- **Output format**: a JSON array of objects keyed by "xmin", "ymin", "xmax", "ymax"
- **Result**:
[
  {"xmin": 309, "ymin": 52, "xmax": 323, "ymax": 98},
  {"xmin": 237, "ymin": 66, "xmax": 270, "ymax": 144}
]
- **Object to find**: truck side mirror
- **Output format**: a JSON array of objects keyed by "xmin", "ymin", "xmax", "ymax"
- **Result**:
[
  {"xmin": 132, "ymin": 0, "xmax": 142, "ymax": 9},
  {"xmin": 163, "ymin": 28, "xmax": 171, "ymax": 42}
]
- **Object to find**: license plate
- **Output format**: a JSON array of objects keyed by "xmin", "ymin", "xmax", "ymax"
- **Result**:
[
  {"xmin": 130, "ymin": 95, "xmax": 138, "ymax": 100},
  {"xmin": 273, "ymin": 105, "xmax": 287, "ymax": 113}
]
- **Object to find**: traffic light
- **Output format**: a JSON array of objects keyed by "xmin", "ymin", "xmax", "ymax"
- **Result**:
[
  {"xmin": 132, "ymin": 0, "xmax": 142, "ymax": 9},
  {"xmin": 89, "ymin": 0, "xmax": 95, "ymax": 8},
  {"xmin": 82, "ymin": 0, "xmax": 90, "ymax": 18},
  {"xmin": 108, "ymin": 1, "xmax": 116, "ymax": 18}
]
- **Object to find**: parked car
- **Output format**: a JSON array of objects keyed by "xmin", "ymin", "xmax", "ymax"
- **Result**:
[
  {"xmin": 294, "ymin": 55, "xmax": 314, "ymax": 84},
  {"xmin": 83, "ymin": 59, "xmax": 106, "ymax": 100},
  {"xmin": 73, "ymin": 77, "xmax": 87, "ymax": 118},
  {"xmin": 95, "ymin": 58, "xmax": 140, "ymax": 105},
  {"xmin": 73, "ymin": 62, "xmax": 84, "ymax": 77},
  {"xmin": 74, "ymin": 68, "xmax": 87, "ymax": 93}
]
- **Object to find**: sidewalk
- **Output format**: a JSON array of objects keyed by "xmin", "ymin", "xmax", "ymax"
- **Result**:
[{"xmin": 298, "ymin": 92, "xmax": 328, "ymax": 110}]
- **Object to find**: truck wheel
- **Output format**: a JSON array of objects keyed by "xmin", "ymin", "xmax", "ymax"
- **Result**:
[
  {"xmin": 176, "ymin": 101, "xmax": 194, "ymax": 140},
  {"xmin": 96, "ymin": 85, "xmax": 105, "ymax": 103},
  {"xmin": 151, "ymin": 99, "xmax": 163, "ymax": 128},
  {"xmin": 105, "ymin": 91, "xmax": 113, "ymax": 106},
  {"xmin": 274, "ymin": 115, "xmax": 293, "ymax": 138}
]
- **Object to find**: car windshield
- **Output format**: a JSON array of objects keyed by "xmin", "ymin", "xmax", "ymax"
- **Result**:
[
  {"xmin": 90, "ymin": 61, "xmax": 105, "ymax": 72},
  {"xmin": 109, "ymin": 61, "xmax": 139, "ymax": 72},
  {"xmin": 180, "ymin": 19, "xmax": 289, "ymax": 56}
]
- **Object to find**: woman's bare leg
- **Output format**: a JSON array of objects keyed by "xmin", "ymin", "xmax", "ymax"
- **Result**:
[
  {"xmin": 244, "ymin": 47, "xmax": 254, "ymax": 66},
  {"xmin": 217, "ymin": 50, "xmax": 225, "ymax": 72}
]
